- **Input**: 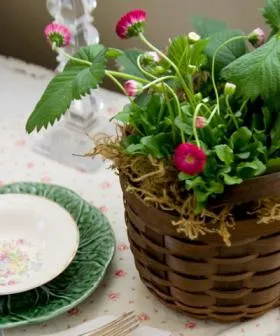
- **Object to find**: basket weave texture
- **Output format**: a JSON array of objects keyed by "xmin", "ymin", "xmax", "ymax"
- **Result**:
[{"xmin": 121, "ymin": 176, "xmax": 280, "ymax": 322}]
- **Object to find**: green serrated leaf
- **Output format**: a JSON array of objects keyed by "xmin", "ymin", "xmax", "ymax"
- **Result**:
[
  {"xmin": 168, "ymin": 35, "xmax": 190, "ymax": 73},
  {"xmin": 230, "ymin": 127, "xmax": 252, "ymax": 151},
  {"xmin": 113, "ymin": 106, "xmax": 130, "ymax": 123},
  {"xmin": 116, "ymin": 49, "xmax": 146, "ymax": 78},
  {"xmin": 105, "ymin": 48, "xmax": 124, "ymax": 58},
  {"xmin": 221, "ymin": 36, "xmax": 280, "ymax": 107},
  {"xmin": 235, "ymin": 152, "xmax": 250, "ymax": 160},
  {"xmin": 261, "ymin": 0, "xmax": 280, "ymax": 32},
  {"xmin": 215, "ymin": 144, "xmax": 233, "ymax": 165},
  {"xmin": 69, "ymin": 45, "xmax": 106, "ymax": 99},
  {"xmin": 267, "ymin": 158, "xmax": 280, "ymax": 173},
  {"xmin": 223, "ymin": 174, "xmax": 243, "ymax": 185},
  {"xmin": 191, "ymin": 15, "xmax": 227, "ymax": 38},
  {"xmin": 205, "ymin": 29, "xmax": 246, "ymax": 72},
  {"xmin": 237, "ymin": 159, "xmax": 266, "ymax": 178},
  {"xmin": 26, "ymin": 45, "xmax": 106, "ymax": 133},
  {"xmin": 178, "ymin": 172, "xmax": 194, "ymax": 181}
]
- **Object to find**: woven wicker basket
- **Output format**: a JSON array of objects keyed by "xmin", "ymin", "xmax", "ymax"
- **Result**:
[{"xmin": 120, "ymin": 173, "xmax": 280, "ymax": 322}]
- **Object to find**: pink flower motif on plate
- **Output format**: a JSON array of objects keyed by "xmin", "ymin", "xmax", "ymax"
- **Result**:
[
  {"xmin": 137, "ymin": 313, "xmax": 150, "ymax": 321},
  {"xmin": 27, "ymin": 162, "xmax": 35, "ymax": 169},
  {"xmin": 0, "ymin": 239, "xmax": 42, "ymax": 286},
  {"xmin": 184, "ymin": 321, "xmax": 197, "ymax": 329},
  {"xmin": 67, "ymin": 307, "xmax": 80, "ymax": 316},
  {"xmin": 117, "ymin": 243, "xmax": 129, "ymax": 251},
  {"xmin": 15, "ymin": 139, "xmax": 26, "ymax": 146},
  {"xmin": 115, "ymin": 269, "xmax": 127, "ymax": 278},
  {"xmin": 100, "ymin": 181, "xmax": 112, "ymax": 189},
  {"xmin": 99, "ymin": 205, "xmax": 109, "ymax": 213},
  {"xmin": 108, "ymin": 292, "xmax": 120, "ymax": 301},
  {"xmin": 41, "ymin": 176, "xmax": 52, "ymax": 183}
]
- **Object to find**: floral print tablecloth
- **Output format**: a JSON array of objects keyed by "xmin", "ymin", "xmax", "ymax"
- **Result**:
[{"xmin": 0, "ymin": 56, "xmax": 280, "ymax": 336}]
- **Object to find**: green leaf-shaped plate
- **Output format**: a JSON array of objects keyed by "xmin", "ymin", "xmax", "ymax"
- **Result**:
[{"xmin": 0, "ymin": 182, "xmax": 115, "ymax": 328}]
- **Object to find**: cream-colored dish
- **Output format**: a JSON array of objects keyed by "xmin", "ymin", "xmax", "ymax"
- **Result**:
[{"xmin": 0, "ymin": 194, "xmax": 79, "ymax": 295}]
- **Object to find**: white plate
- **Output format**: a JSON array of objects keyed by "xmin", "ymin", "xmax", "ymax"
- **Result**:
[{"xmin": 0, "ymin": 194, "xmax": 79, "ymax": 295}]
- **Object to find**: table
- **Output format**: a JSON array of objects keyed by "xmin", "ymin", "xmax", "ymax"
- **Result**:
[{"xmin": 0, "ymin": 55, "xmax": 277, "ymax": 336}]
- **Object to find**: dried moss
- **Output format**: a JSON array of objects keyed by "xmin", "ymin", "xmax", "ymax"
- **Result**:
[{"xmin": 88, "ymin": 135, "xmax": 280, "ymax": 246}]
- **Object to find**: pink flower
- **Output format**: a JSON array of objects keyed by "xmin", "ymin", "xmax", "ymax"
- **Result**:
[
  {"xmin": 115, "ymin": 269, "xmax": 127, "ymax": 277},
  {"xmin": 174, "ymin": 143, "xmax": 207, "ymax": 175},
  {"xmin": 116, "ymin": 9, "xmax": 147, "ymax": 39},
  {"xmin": 44, "ymin": 23, "xmax": 71, "ymax": 48},
  {"xmin": 248, "ymin": 28, "xmax": 265, "ymax": 48},
  {"xmin": 137, "ymin": 313, "xmax": 150, "ymax": 321},
  {"xmin": 99, "ymin": 205, "xmax": 109, "ymax": 213},
  {"xmin": 124, "ymin": 80, "xmax": 143, "ymax": 97},
  {"xmin": 195, "ymin": 116, "xmax": 207, "ymax": 128},
  {"xmin": 108, "ymin": 292, "xmax": 120, "ymax": 300},
  {"xmin": 67, "ymin": 307, "xmax": 80, "ymax": 316},
  {"xmin": 117, "ymin": 243, "xmax": 129, "ymax": 251},
  {"xmin": 184, "ymin": 321, "xmax": 197, "ymax": 329}
]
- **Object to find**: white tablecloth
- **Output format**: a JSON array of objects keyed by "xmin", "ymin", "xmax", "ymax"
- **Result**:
[{"xmin": 0, "ymin": 56, "xmax": 279, "ymax": 336}]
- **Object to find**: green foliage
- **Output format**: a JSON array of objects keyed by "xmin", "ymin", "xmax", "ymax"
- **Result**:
[
  {"xmin": 221, "ymin": 36, "xmax": 280, "ymax": 108},
  {"xmin": 215, "ymin": 144, "xmax": 233, "ymax": 165},
  {"xmin": 105, "ymin": 48, "xmax": 124, "ymax": 58},
  {"xmin": 191, "ymin": 15, "xmax": 227, "ymax": 37},
  {"xmin": 168, "ymin": 36, "xmax": 207, "ymax": 73},
  {"xmin": 26, "ymin": 45, "xmax": 106, "ymax": 133},
  {"xmin": 261, "ymin": 0, "xmax": 280, "ymax": 32},
  {"xmin": 205, "ymin": 30, "xmax": 247, "ymax": 72},
  {"xmin": 25, "ymin": 3, "xmax": 280, "ymax": 214},
  {"xmin": 116, "ymin": 49, "xmax": 146, "ymax": 78}
]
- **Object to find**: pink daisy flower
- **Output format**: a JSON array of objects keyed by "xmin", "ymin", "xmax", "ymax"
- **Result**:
[
  {"xmin": 124, "ymin": 80, "xmax": 143, "ymax": 97},
  {"xmin": 195, "ymin": 116, "xmax": 207, "ymax": 129},
  {"xmin": 116, "ymin": 9, "xmax": 147, "ymax": 39},
  {"xmin": 174, "ymin": 143, "xmax": 207, "ymax": 175},
  {"xmin": 248, "ymin": 28, "xmax": 265, "ymax": 48},
  {"xmin": 44, "ymin": 22, "xmax": 71, "ymax": 48}
]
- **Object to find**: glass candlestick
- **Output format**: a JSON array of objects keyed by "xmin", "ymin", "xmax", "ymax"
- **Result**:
[{"xmin": 32, "ymin": 0, "xmax": 112, "ymax": 172}]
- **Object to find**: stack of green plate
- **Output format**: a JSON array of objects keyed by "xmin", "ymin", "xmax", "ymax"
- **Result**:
[{"xmin": 0, "ymin": 182, "xmax": 115, "ymax": 329}]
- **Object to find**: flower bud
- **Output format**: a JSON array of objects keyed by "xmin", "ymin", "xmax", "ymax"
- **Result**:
[
  {"xmin": 224, "ymin": 82, "xmax": 236, "ymax": 96},
  {"xmin": 145, "ymin": 51, "xmax": 160, "ymax": 63},
  {"xmin": 188, "ymin": 32, "xmax": 201, "ymax": 43},
  {"xmin": 124, "ymin": 80, "xmax": 143, "ymax": 97},
  {"xmin": 195, "ymin": 116, "xmax": 207, "ymax": 129},
  {"xmin": 248, "ymin": 28, "xmax": 265, "ymax": 48}
]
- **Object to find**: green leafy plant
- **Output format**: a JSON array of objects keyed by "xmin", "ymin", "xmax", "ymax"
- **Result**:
[{"xmin": 26, "ymin": 1, "xmax": 280, "ymax": 213}]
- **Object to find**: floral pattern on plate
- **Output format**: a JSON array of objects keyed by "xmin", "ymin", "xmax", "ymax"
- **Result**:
[{"xmin": 0, "ymin": 239, "xmax": 42, "ymax": 286}]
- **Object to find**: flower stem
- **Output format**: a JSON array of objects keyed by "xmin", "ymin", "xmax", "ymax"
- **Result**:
[
  {"xmin": 139, "ymin": 33, "xmax": 195, "ymax": 106},
  {"xmin": 162, "ymin": 85, "xmax": 176, "ymax": 142},
  {"xmin": 192, "ymin": 103, "xmax": 207, "ymax": 147},
  {"xmin": 207, "ymin": 105, "xmax": 219, "ymax": 124},
  {"xmin": 106, "ymin": 70, "xmax": 149, "ymax": 84},
  {"xmin": 137, "ymin": 55, "xmax": 157, "ymax": 79},
  {"xmin": 106, "ymin": 72, "xmax": 131, "ymax": 100},
  {"xmin": 56, "ymin": 47, "xmax": 92, "ymax": 67},
  {"xmin": 164, "ymin": 83, "xmax": 185, "ymax": 143},
  {"xmin": 143, "ymin": 76, "xmax": 175, "ymax": 90},
  {"xmin": 225, "ymin": 95, "xmax": 239, "ymax": 129},
  {"xmin": 211, "ymin": 35, "xmax": 248, "ymax": 115}
]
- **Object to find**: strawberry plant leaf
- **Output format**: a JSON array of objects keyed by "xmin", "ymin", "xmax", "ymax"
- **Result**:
[
  {"xmin": 116, "ymin": 49, "xmax": 146, "ymax": 78},
  {"xmin": 205, "ymin": 29, "xmax": 246, "ymax": 72},
  {"xmin": 26, "ymin": 45, "xmax": 106, "ymax": 133},
  {"xmin": 221, "ymin": 36, "xmax": 280, "ymax": 108},
  {"xmin": 261, "ymin": 0, "xmax": 280, "ymax": 32},
  {"xmin": 191, "ymin": 15, "xmax": 227, "ymax": 38}
]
